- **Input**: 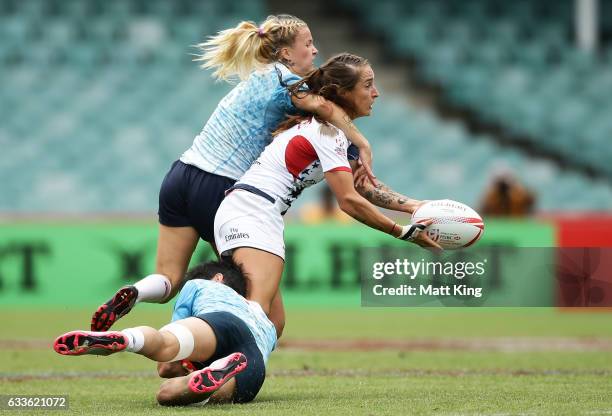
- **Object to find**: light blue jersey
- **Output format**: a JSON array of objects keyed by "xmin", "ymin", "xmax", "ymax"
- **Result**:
[
  {"xmin": 171, "ymin": 279, "xmax": 277, "ymax": 362},
  {"xmin": 180, "ymin": 63, "xmax": 301, "ymax": 180}
]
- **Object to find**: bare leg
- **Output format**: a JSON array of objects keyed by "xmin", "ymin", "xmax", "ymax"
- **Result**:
[
  {"xmin": 231, "ymin": 247, "xmax": 284, "ymax": 316},
  {"xmin": 157, "ymin": 376, "xmax": 236, "ymax": 406},
  {"xmin": 157, "ymin": 361, "xmax": 188, "ymax": 378},
  {"xmin": 55, "ymin": 319, "xmax": 242, "ymax": 406},
  {"xmin": 131, "ymin": 317, "xmax": 217, "ymax": 362},
  {"xmin": 155, "ymin": 224, "xmax": 200, "ymax": 300},
  {"xmin": 268, "ymin": 290, "xmax": 286, "ymax": 338},
  {"xmin": 90, "ymin": 225, "xmax": 201, "ymax": 331}
]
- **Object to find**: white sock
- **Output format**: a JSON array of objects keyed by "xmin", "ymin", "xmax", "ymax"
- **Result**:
[
  {"xmin": 134, "ymin": 274, "xmax": 172, "ymax": 303},
  {"xmin": 121, "ymin": 328, "xmax": 145, "ymax": 353}
]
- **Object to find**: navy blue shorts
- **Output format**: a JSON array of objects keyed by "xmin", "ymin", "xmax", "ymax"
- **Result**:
[
  {"xmin": 158, "ymin": 161, "xmax": 236, "ymax": 244},
  {"xmin": 196, "ymin": 312, "xmax": 266, "ymax": 403}
]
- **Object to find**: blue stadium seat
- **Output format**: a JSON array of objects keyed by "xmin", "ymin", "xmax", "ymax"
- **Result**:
[
  {"xmin": 2, "ymin": 0, "xmax": 610, "ymax": 213},
  {"xmin": 339, "ymin": 0, "xmax": 611, "ymax": 178}
]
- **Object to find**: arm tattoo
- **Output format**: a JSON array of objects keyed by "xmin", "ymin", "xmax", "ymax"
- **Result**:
[
  {"xmin": 359, "ymin": 182, "xmax": 409, "ymax": 208},
  {"xmin": 378, "ymin": 183, "xmax": 408, "ymax": 205},
  {"xmin": 372, "ymin": 184, "xmax": 394, "ymax": 207}
]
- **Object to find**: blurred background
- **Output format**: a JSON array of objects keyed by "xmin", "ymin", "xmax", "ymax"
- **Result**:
[
  {"xmin": 1, "ymin": 0, "xmax": 612, "ymax": 214},
  {"xmin": 2, "ymin": 4, "xmax": 612, "ymax": 413},
  {"xmin": 1, "ymin": 0, "xmax": 611, "ymax": 304}
]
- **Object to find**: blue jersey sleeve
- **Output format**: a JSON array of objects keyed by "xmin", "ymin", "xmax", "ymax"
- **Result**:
[
  {"xmin": 347, "ymin": 144, "xmax": 360, "ymax": 161},
  {"xmin": 171, "ymin": 281, "xmax": 196, "ymax": 322},
  {"xmin": 271, "ymin": 65, "xmax": 302, "ymax": 113}
]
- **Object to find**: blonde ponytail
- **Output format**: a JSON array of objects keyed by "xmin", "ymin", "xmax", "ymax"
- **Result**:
[{"xmin": 194, "ymin": 14, "xmax": 307, "ymax": 82}]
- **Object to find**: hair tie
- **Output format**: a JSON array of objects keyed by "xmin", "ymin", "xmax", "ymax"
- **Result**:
[{"xmin": 257, "ymin": 26, "xmax": 265, "ymax": 37}]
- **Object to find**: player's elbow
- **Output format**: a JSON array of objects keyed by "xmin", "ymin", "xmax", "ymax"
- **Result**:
[{"xmin": 313, "ymin": 99, "xmax": 334, "ymax": 119}]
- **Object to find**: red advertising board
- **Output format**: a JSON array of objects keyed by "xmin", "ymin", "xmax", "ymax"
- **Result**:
[{"xmin": 554, "ymin": 215, "xmax": 612, "ymax": 307}]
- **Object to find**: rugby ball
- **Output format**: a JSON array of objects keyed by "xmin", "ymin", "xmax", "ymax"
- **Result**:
[{"xmin": 412, "ymin": 200, "xmax": 484, "ymax": 250}]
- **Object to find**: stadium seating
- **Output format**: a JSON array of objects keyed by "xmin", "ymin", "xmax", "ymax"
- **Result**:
[
  {"xmin": 353, "ymin": 97, "xmax": 612, "ymax": 212},
  {"xmin": 338, "ymin": 0, "xmax": 612, "ymax": 179},
  {"xmin": 2, "ymin": 0, "xmax": 611, "ymax": 213},
  {"xmin": 1, "ymin": 0, "xmax": 252, "ymax": 212}
]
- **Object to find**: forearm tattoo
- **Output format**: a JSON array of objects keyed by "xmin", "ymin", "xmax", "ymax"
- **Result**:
[{"xmin": 361, "ymin": 182, "xmax": 408, "ymax": 208}]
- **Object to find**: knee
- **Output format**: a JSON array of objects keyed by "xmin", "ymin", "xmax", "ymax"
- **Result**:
[
  {"xmin": 272, "ymin": 316, "xmax": 285, "ymax": 339},
  {"xmin": 157, "ymin": 362, "xmax": 186, "ymax": 378},
  {"xmin": 158, "ymin": 296, "xmax": 171, "ymax": 305},
  {"xmin": 268, "ymin": 303, "xmax": 285, "ymax": 339},
  {"xmin": 156, "ymin": 379, "xmax": 177, "ymax": 406}
]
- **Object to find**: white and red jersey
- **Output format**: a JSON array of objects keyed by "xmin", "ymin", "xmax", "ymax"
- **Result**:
[{"xmin": 235, "ymin": 117, "xmax": 357, "ymax": 214}]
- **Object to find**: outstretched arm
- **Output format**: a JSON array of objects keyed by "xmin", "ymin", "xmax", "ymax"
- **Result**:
[
  {"xmin": 292, "ymin": 93, "xmax": 375, "ymax": 184},
  {"xmin": 325, "ymin": 170, "xmax": 398, "ymax": 235},
  {"xmin": 325, "ymin": 170, "xmax": 441, "ymax": 250},
  {"xmin": 350, "ymin": 161, "xmax": 422, "ymax": 214}
]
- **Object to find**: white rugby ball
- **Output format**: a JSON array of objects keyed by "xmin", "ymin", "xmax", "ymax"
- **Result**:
[{"xmin": 411, "ymin": 199, "xmax": 484, "ymax": 249}]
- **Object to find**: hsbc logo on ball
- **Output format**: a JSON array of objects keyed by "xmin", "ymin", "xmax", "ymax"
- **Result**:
[
  {"xmin": 413, "ymin": 200, "xmax": 484, "ymax": 249},
  {"xmin": 427, "ymin": 228, "xmax": 460, "ymax": 242},
  {"xmin": 427, "ymin": 229, "xmax": 440, "ymax": 241}
]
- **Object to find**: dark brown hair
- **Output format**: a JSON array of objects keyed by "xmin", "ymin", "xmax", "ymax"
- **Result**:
[
  {"xmin": 183, "ymin": 259, "xmax": 247, "ymax": 297},
  {"xmin": 275, "ymin": 53, "xmax": 370, "ymax": 134}
]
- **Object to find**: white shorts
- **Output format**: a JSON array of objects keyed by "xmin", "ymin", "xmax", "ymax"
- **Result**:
[{"xmin": 214, "ymin": 190, "xmax": 286, "ymax": 260}]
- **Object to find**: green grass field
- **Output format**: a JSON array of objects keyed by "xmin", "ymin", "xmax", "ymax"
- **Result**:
[{"xmin": 2, "ymin": 305, "xmax": 612, "ymax": 415}]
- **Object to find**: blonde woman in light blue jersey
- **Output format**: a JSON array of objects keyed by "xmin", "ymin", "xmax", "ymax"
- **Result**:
[{"xmin": 90, "ymin": 15, "xmax": 376, "ymax": 340}]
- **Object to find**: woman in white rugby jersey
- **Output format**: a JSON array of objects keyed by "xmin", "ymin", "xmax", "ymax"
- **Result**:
[
  {"xmin": 214, "ymin": 53, "xmax": 442, "ymax": 336},
  {"xmin": 90, "ymin": 15, "xmax": 377, "ymax": 334}
]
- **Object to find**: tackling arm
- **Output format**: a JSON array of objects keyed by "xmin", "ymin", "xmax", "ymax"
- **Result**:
[{"xmin": 292, "ymin": 93, "xmax": 375, "ymax": 182}]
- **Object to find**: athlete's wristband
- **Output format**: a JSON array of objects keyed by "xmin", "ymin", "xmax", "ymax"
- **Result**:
[
  {"xmin": 390, "ymin": 223, "xmax": 399, "ymax": 235},
  {"xmin": 397, "ymin": 223, "xmax": 426, "ymax": 241}
]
